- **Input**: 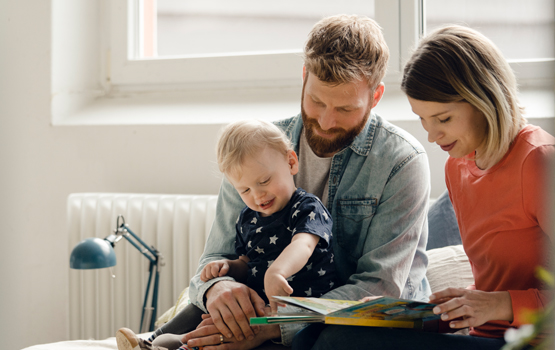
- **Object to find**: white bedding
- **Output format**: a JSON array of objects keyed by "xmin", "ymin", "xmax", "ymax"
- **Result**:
[
  {"xmin": 22, "ymin": 333, "xmax": 153, "ymax": 350},
  {"xmin": 22, "ymin": 337, "xmax": 118, "ymax": 350}
]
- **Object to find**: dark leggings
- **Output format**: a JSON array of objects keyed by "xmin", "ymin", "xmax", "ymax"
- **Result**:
[
  {"xmin": 292, "ymin": 323, "xmax": 507, "ymax": 350},
  {"xmin": 150, "ymin": 303, "xmax": 204, "ymax": 349}
]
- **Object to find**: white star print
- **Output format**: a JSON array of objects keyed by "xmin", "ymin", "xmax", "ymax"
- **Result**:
[
  {"xmin": 329, "ymin": 281, "xmax": 334, "ymax": 288},
  {"xmin": 247, "ymin": 241, "xmax": 252, "ymax": 248},
  {"xmin": 256, "ymin": 227, "xmax": 262, "ymax": 233},
  {"xmin": 323, "ymin": 232, "xmax": 329, "ymax": 241},
  {"xmin": 286, "ymin": 226, "xmax": 293, "ymax": 232},
  {"xmin": 318, "ymin": 268, "xmax": 326, "ymax": 276},
  {"xmin": 330, "ymin": 253, "xmax": 334, "ymax": 263},
  {"xmin": 267, "ymin": 260, "xmax": 275, "ymax": 267},
  {"xmin": 299, "ymin": 191, "xmax": 306, "ymax": 196},
  {"xmin": 291, "ymin": 228, "xmax": 296, "ymax": 236},
  {"xmin": 252, "ymin": 266, "xmax": 258, "ymax": 277},
  {"xmin": 269, "ymin": 235, "xmax": 278, "ymax": 244},
  {"xmin": 305, "ymin": 287, "xmax": 312, "ymax": 296},
  {"xmin": 308, "ymin": 211, "xmax": 316, "ymax": 221},
  {"xmin": 251, "ymin": 217, "xmax": 257, "ymax": 224},
  {"xmin": 286, "ymin": 275, "xmax": 295, "ymax": 282},
  {"xmin": 322, "ymin": 212, "xmax": 329, "ymax": 220},
  {"xmin": 306, "ymin": 262, "xmax": 312, "ymax": 271},
  {"xmin": 320, "ymin": 248, "xmax": 328, "ymax": 253},
  {"xmin": 255, "ymin": 246, "xmax": 265, "ymax": 254},
  {"xmin": 293, "ymin": 201, "xmax": 300, "ymax": 208},
  {"xmin": 292, "ymin": 210, "xmax": 300, "ymax": 218},
  {"xmin": 236, "ymin": 216, "xmax": 240, "ymax": 223}
]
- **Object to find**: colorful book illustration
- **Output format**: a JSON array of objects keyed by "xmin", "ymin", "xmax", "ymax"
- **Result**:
[{"xmin": 250, "ymin": 296, "xmax": 440, "ymax": 330}]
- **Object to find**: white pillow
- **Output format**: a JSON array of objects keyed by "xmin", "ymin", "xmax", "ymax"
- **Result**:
[
  {"xmin": 155, "ymin": 287, "xmax": 191, "ymax": 329},
  {"xmin": 426, "ymin": 245, "xmax": 474, "ymax": 294}
]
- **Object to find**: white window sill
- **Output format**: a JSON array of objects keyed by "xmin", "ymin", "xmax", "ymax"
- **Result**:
[{"xmin": 51, "ymin": 85, "xmax": 554, "ymax": 127}]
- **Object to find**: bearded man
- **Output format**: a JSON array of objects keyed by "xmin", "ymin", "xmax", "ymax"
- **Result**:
[{"xmin": 117, "ymin": 15, "xmax": 431, "ymax": 350}]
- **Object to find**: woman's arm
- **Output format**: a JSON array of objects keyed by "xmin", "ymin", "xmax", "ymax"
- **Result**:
[{"xmin": 429, "ymin": 288, "xmax": 513, "ymax": 329}]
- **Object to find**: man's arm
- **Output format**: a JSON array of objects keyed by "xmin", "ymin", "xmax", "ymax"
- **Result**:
[
  {"xmin": 188, "ymin": 178, "xmax": 267, "ymax": 342},
  {"xmin": 324, "ymin": 152, "xmax": 430, "ymax": 301},
  {"xmin": 189, "ymin": 178, "xmax": 245, "ymax": 310}
]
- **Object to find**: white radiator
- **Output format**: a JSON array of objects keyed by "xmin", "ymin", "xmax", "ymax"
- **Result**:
[{"xmin": 67, "ymin": 193, "xmax": 218, "ymax": 340}]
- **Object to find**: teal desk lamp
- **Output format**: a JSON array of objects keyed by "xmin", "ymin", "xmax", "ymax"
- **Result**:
[{"xmin": 70, "ymin": 215, "xmax": 164, "ymax": 333}]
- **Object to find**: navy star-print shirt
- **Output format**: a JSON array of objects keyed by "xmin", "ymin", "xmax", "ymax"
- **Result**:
[{"xmin": 235, "ymin": 188, "xmax": 337, "ymax": 304}]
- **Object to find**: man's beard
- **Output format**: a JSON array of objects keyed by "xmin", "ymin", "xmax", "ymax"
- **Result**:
[{"xmin": 301, "ymin": 88, "xmax": 371, "ymax": 157}]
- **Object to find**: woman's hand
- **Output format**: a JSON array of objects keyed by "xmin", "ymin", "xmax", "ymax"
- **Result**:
[
  {"xmin": 429, "ymin": 288, "xmax": 513, "ymax": 329},
  {"xmin": 182, "ymin": 314, "xmax": 281, "ymax": 350}
]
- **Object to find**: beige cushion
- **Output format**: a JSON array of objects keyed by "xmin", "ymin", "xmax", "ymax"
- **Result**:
[
  {"xmin": 426, "ymin": 244, "xmax": 474, "ymax": 293},
  {"xmin": 155, "ymin": 287, "xmax": 191, "ymax": 329}
]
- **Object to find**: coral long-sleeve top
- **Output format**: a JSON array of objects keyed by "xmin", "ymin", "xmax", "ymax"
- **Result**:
[{"xmin": 445, "ymin": 124, "xmax": 555, "ymax": 338}]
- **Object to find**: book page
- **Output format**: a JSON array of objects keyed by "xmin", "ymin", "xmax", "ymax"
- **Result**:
[
  {"xmin": 329, "ymin": 297, "xmax": 438, "ymax": 321},
  {"xmin": 273, "ymin": 296, "xmax": 361, "ymax": 315}
]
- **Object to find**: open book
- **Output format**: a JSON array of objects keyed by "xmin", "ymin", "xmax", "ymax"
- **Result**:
[{"xmin": 250, "ymin": 296, "xmax": 441, "ymax": 331}]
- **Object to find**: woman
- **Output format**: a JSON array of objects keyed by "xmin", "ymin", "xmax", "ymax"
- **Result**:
[{"xmin": 292, "ymin": 25, "xmax": 554, "ymax": 350}]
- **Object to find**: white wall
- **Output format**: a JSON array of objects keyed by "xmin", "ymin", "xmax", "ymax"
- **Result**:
[
  {"xmin": 1, "ymin": 3, "xmax": 225, "ymax": 349},
  {"xmin": 1, "ymin": 2, "xmax": 553, "ymax": 350}
]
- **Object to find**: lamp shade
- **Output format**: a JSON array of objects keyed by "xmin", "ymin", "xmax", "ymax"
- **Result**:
[{"xmin": 70, "ymin": 237, "xmax": 117, "ymax": 269}]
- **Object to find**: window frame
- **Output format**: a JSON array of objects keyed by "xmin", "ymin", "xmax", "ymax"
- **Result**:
[
  {"xmin": 110, "ymin": 0, "xmax": 553, "ymax": 89},
  {"xmin": 51, "ymin": 0, "xmax": 553, "ymax": 125},
  {"xmin": 109, "ymin": 0, "xmax": 424, "ymax": 89}
]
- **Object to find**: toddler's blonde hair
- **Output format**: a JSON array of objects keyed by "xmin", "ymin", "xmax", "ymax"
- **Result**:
[{"xmin": 216, "ymin": 120, "xmax": 292, "ymax": 177}]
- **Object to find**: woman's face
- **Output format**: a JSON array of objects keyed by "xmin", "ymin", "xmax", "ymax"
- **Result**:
[{"xmin": 408, "ymin": 97, "xmax": 489, "ymax": 162}]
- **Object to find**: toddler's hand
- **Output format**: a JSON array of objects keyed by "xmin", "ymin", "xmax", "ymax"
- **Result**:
[
  {"xmin": 200, "ymin": 260, "xmax": 230, "ymax": 282},
  {"xmin": 264, "ymin": 271, "xmax": 294, "ymax": 312}
]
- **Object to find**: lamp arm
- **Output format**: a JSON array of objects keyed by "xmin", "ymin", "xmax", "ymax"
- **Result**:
[
  {"xmin": 119, "ymin": 224, "xmax": 160, "ymax": 263},
  {"xmin": 107, "ymin": 215, "xmax": 164, "ymax": 332}
]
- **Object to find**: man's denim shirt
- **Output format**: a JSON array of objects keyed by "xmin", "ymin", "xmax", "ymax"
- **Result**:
[{"xmin": 189, "ymin": 113, "xmax": 432, "ymax": 346}]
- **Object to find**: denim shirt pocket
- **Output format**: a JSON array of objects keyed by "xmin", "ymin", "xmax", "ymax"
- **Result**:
[{"xmin": 335, "ymin": 198, "xmax": 378, "ymax": 257}]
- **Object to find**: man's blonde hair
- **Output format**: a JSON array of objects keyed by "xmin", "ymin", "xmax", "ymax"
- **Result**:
[
  {"xmin": 304, "ymin": 14, "xmax": 389, "ymax": 90},
  {"xmin": 402, "ymin": 25, "xmax": 526, "ymax": 169},
  {"xmin": 216, "ymin": 120, "xmax": 292, "ymax": 177}
]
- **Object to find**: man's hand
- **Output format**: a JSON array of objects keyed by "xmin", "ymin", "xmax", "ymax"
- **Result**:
[
  {"xmin": 429, "ymin": 288, "xmax": 513, "ymax": 329},
  {"xmin": 201, "ymin": 260, "xmax": 231, "ymax": 282},
  {"xmin": 182, "ymin": 314, "xmax": 281, "ymax": 350},
  {"xmin": 264, "ymin": 271, "xmax": 293, "ymax": 312},
  {"xmin": 205, "ymin": 280, "xmax": 266, "ymax": 342}
]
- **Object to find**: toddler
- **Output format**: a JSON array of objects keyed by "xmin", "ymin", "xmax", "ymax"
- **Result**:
[{"xmin": 203, "ymin": 119, "xmax": 337, "ymax": 311}]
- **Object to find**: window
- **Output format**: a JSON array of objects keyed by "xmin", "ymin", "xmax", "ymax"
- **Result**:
[
  {"xmin": 108, "ymin": 0, "xmax": 417, "ymax": 89},
  {"xmin": 51, "ymin": 0, "xmax": 552, "ymax": 125},
  {"xmin": 426, "ymin": 0, "xmax": 554, "ymax": 60},
  {"xmin": 425, "ymin": 0, "xmax": 554, "ymax": 87},
  {"xmin": 155, "ymin": 1, "xmax": 376, "ymax": 58}
]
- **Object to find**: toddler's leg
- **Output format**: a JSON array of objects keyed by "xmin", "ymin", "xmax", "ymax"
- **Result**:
[
  {"xmin": 148, "ymin": 304, "xmax": 204, "ymax": 343},
  {"xmin": 151, "ymin": 333, "xmax": 184, "ymax": 350}
]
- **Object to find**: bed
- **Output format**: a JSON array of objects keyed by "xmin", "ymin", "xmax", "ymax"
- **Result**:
[{"xmin": 23, "ymin": 191, "xmax": 473, "ymax": 350}]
